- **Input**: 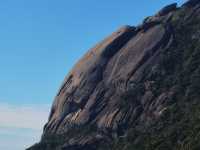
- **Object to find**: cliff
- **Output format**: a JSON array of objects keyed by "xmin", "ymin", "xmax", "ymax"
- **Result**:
[{"xmin": 28, "ymin": 0, "xmax": 200, "ymax": 149}]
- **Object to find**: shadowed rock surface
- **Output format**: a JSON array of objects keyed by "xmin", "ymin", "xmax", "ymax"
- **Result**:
[{"xmin": 28, "ymin": 0, "xmax": 200, "ymax": 149}]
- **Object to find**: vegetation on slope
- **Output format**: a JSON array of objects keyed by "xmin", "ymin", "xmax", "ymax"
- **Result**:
[{"xmin": 28, "ymin": 2, "xmax": 200, "ymax": 150}]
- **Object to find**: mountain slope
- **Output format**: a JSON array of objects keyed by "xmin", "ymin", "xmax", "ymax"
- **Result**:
[{"xmin": 28, "ymin": 0, "xmax": 200, "ymax": 149}]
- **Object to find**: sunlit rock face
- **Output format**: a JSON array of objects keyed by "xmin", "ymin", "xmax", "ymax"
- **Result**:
[
  {"xmin": 44, "ymin": 21, "xmax": 173, "ymax": 134},
  {"xmin": 28, "ymin": 0, "xmax": 200, "ymax": 150}
]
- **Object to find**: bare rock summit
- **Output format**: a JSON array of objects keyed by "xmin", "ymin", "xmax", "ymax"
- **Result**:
[{"xmin": 28, "ymin": 0, "xmax": 200, "ymax": 150}]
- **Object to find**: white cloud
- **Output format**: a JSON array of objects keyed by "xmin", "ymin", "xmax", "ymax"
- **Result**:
[
  {"xmin": 0, "ymin": 103, "xmax": 50, "ymax": 130},
  {"xmin": 0, "ymin": 103, "xmax": 51, "ymax": 150},
  {"xmin": 0, "ymin": 127, "xmax": 41, "ymax": 150}
]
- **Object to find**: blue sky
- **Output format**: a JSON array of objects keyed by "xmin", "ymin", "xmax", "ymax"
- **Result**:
[{"xmin": 0, "ymin": 0, "xmax": 186, "ymax": 149}]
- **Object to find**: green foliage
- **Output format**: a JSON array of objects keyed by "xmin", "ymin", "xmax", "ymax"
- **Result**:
[
  {"xmin": 27, "ymin": 134, "xmax": 65, "ymax": 150},
  {"xmin": 28, "ymin": 5, "xmax": 200, "ymax": 150},
  {"xmin": 110, "ymin": 8, "xmax": 200, "ymax": 150},
  {"xmin": 119, "ymin": 83, "xmax": 144, "ymax": 112},
  {"xmin": 27, "ymin": 125, "xmax": 98, "ymax": 150}
]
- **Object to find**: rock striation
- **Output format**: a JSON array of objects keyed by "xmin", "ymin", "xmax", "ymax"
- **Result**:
[{"xmin": 28, "ymin": 0, "xmax": 200, "ymax": 150}]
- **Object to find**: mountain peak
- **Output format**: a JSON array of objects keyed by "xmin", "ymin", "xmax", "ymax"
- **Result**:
[{"xmin": 28, "ymin": 0, "xmax": 200, "ymax": 149}]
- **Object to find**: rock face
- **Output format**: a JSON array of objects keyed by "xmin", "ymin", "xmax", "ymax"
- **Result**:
[
  {"xmin": 45, "ymin": 23, "xmax": 171, "ymax": 134},
  {"xmin": 28, "ymin": 0, "xmax": 200, "ymax": 150}
]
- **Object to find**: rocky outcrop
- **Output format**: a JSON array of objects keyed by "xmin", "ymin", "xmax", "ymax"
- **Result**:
[
  {"xmin": 28, "ymin": 0, "xmax": 200, "ymax": 150},
  {"xmin": 44, "ymin": 19, "xmax": 173, "ymax": 135},
  {"xmin": 44, "ymin": 25, "xmax": 137, "ymax": 133},
  {"xmin": 157, "ymin": 3, "xmax": 177, "ymax": 16}
]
